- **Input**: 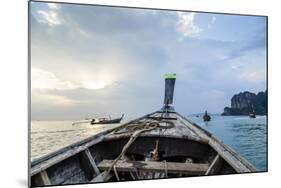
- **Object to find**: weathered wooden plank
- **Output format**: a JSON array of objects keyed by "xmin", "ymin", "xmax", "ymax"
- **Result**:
[
  {"xmin": 98, "ymin": 160, "xmax": 209, "ymax": 175},
  {"xmin": 39, "ymin": 170, "xmax": 51, "ymax": 185},
  {"xmin": 175, "ymin": 112, "xmax": 210, "ymax": 143},
  {"xmin": 104, "ymin": 131, "xmax": 205, "ymax": 144},
  {"xmin": 91, "ymin": 171, "xmax": 111, "ymax": 183},
  {"xmin": 106, "ymin": 112, "xmax": 205, "ymax": 143},
  {"xmin": 31, "ymin": 136, "xmax": 104, "ymax": 176},
  {"xmin": 46, "ymin": 155, "xmax": 88, "ymax": 185},
  {"xmin": 84, "ymin": 149, "xmax": 100, "ymax": 175},
  {"xmin": 78, "ymin": 151, "xmax": 95, "ymax": 180},
  {"xmin": 205, "ymin": 154, "xmax": 223, "ymax": 175},
  {"xmin": 209, "ymin": 139, "xmax": 255, "ymax": 173}
]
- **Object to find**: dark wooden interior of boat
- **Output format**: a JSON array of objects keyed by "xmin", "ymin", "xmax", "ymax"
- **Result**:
[{"xmin": 31, "ymin": 134, "xmax": 238, "ymax": 186}]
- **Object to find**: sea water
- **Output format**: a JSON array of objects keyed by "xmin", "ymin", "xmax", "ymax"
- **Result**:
[
  {"xmin": 30, "ymin": 120, "xmax": 122, "ymax": 161},
  {"xmin": 31, "ymin": 115, "xmax": 267, "ymax": 171},
  {"xmin": 188, "ymin": 115, "xmax": 267, "ymax": 171}
]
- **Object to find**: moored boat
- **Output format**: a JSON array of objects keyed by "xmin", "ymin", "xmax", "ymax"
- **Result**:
[
  {"xmin": 91, "ymin": 114, "xmax": 124, "ymax": 125},
  {"xmin": 203, "ymin": 111, "xmax": 211, "ymax": 122},
  {"xmin": 249, "ymin": 113, "xmax": 256, "ymax": 118},
  {"xmin": 249, "ymin": 105, "xmax": 256, "ymax": 118},
  {"xmin": 30, "ymin": 74, "xmax": 256, "ymax": 187}
]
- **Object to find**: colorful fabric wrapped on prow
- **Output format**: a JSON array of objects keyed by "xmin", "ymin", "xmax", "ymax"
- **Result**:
[{"xmin": 164, "ymin": 73, "xmax": 176, "ymax": 79}]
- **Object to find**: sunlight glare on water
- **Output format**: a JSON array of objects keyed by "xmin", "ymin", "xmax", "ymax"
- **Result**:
[{"xmin": 31, "ymin": 120, "xmax": 124, "ymax": 161}]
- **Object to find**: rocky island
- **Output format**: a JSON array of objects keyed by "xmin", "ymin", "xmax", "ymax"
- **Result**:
[{"xmin": 222, "ymin": 90, "xmax": 267, "ymax": 116}]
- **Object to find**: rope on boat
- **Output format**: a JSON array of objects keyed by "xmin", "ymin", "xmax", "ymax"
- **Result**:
[
  {"xmin": 103, "ymin": 119, "xmax": 175, "ymax": 181},
  {"xmin": 112, "ymin": 119, "xmax": 174, "ymax": 135}
]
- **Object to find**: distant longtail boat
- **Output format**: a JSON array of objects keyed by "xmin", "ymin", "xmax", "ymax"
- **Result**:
[
  {"xmin": 91, "ymin": 114, "xmax": 124, "ymax": 125},
  {"xmin": 203, "ymin": 111, "xmax": 211, "ymax": 122}
]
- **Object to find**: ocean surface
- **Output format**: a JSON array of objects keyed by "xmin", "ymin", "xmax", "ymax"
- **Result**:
[
  {"xmin": 31, "ymin": 115, "xmax": 267, "ymax": 171},
  {"xmin": 31, "ymin": 120, "xmax": 123, "ymax": 161},
  {"xmin": 188, "ymin": 115, "xmax": 267, "ymax": 171}
]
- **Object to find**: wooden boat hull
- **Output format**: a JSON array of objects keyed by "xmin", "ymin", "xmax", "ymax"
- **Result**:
[
  {"xmin": 91, "ymin": 114, "xmax": 124, "ymax": 125},
  {"xmin": 30, "ymin": 110, "xmax": 256, "ymax": 187},
  {"xmin": 91, "ymin": 117, "xmax": 123, "ymax": 125},
  {"xmin": 249, "ymin": 114, "xmax": 256, "ymax": 118},
  {"xmin": 203, "ymin": 115, "xmax": 211, "ymax": 121}
]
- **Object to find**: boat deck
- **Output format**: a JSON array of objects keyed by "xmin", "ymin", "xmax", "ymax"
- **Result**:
[{"xmin": 105, "ymin": 111, "xmax": 207, "ymax": 143}]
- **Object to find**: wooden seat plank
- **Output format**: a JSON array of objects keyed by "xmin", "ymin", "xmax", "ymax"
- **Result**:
[{"xmin": 98, "ymin": 160, "xmax": 209, "ymax": 175}]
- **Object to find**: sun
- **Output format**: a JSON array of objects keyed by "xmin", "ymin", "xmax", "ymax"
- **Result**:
[
  {"xmin": 80, "ymin": 71, "xmax": 115, "ymax": 90},
  {"xmin": 82, "ymin": 80, "xmax": 107, "ymax": 90}
]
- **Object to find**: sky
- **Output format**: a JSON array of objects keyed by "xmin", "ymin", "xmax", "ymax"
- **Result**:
[{"xmin": 30, "ymin": 2, "xmax": 267, "ymax": 120}]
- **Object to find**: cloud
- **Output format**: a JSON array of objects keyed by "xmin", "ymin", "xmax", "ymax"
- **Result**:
[
  {"xmin": 30, "ymin": 3, "xmax": 266, "ymax": 119},
  {"xmin": 36, "ymin": 4, "xmax": 62, "ymax": 27},
  {"xmin": 32, "ymin": 89, "xmax": 79, "ymax": 107},
  {"xmin": 33, "ymin": 4, "xmax": 93, "ymax": 39},
  {"xmin": 32, "ymin": 68, "xmax": 77, "ymax": 90},
  {"xmin": 238, "ymin": 70, "xmax": 266, "ymax": 83},
  {"xmin": 176, "ymin": 12, "xmax": 202, "ymax": 38},
  {"xmin": 32, "ymin": 68, "xmax": 113, "ymax": 90},
  {"xmin": 231, "ymin": 64, "xmax": 242, "ymax": 70},
  {"xmin": 31, "ymin": 88, "xmax": 81, "ymax": 120},
  {"xmin": 47, "ymin": 3, "xmax": 61, "ymax": 10},
  {"xmin": 37, "ymin": 10, "xmax": 62, "ymax": 26}
]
